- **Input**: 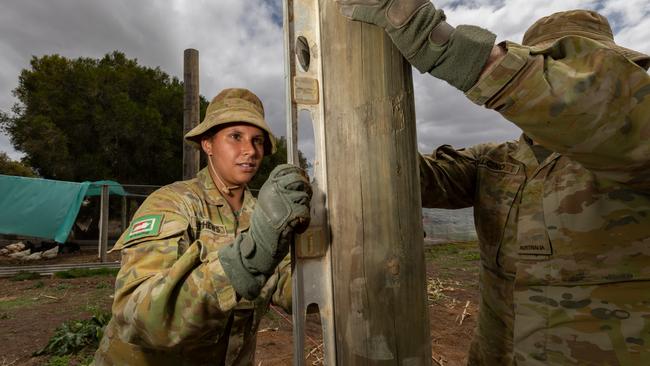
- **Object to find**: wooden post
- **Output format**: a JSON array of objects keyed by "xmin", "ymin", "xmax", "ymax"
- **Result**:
[
  {"xmin": 286, "ymin": 0, "xmax": 431, "ymax": 364},
  {"xmin": 98, "ymin": 185, "xmax": 109, "ymax": 263},
  {"xmin": 183, "ymin": 48, "xmax": 200, "ymax": 180},
  {"xmin": 121, "ymin": 195, "xmax": 127, "ymax": 233}
]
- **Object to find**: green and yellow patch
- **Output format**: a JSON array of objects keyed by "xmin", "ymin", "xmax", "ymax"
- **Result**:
[{"xmin": 126, "ymin": 214, "xmax": 163, "ymax": 240}]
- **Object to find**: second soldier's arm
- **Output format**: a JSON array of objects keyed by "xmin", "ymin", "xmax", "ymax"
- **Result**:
[{"xmin": 469, "ymin": 39, "xmax": 650, "ymax": 190}]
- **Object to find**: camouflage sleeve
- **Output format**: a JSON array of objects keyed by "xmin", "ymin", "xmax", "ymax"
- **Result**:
[
  {"xmin": 271, "ymin": 255, "xmax": 292, "ymax": 313},
  {"xmin": 420, "ymin": 143, "xmax": 496, "ymax": 208},
  {"xmin": 109, "ymin": 187, "xmax": 238, "ymax": 349},
  {"xmin": 466, "ymin": 37, "xmax": 650, "ymax": 190}
]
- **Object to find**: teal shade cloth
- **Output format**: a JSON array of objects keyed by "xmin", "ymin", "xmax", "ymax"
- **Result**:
[
  {"xmin": 0, "ymin": 175, "xmax": 126, "ymax": 243},
  {"xmin": 87, "ymin": 180, "xmax": 127, "ymax": 197}
]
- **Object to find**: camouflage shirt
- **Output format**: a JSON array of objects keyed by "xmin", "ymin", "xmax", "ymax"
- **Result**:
[
  {"xmin": 93, "ymin": 168, "xmax": 292, "ymax": 366},
  {"xmin": 421, "ymin": 37, "xmax": 650, "ymax": 365}
]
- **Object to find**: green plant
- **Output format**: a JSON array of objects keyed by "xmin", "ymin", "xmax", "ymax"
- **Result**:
[
  {"xmin": 34, "ymin": 310, "xmax": 111, "ymax": 357},
  {"xmin": 10, "ymin": 271, "xmax": 40, "ymax": 281},
  {"xmin": 46, "ymin": 355, "xmax": 71, "ymax": 366},
  {"xmin": 33, "ymin": 280, "xmax": 45, "ymax": 289},
  {"xmin": 54, "ymin": 268, "xmax": 119, "ymax": 279}
]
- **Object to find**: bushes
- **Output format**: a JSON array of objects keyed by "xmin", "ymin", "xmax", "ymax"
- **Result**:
[{"xmin": 34, "ymin": 307, "xmax": 111, "ymax": 357}]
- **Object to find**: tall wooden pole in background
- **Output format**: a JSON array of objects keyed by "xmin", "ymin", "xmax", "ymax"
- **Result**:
[
  {"xmin": 183, "ymin": 49, "xmax": 200, "ymax": 180},
  {"xmin": 98, "ymin": 185, "xmax": 109, "ymax": 263},
  {"xmin": 286, "ymin": 0, "xmax": 431, "ymax": 364}
]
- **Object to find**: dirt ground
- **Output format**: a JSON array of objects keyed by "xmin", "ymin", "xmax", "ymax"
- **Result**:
[{"xmin": 0, "ymin": 242, "xmax": 479, "ymax": 366}]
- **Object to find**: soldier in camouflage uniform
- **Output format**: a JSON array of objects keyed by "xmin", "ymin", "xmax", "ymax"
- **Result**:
[
  {"xmin": 336, "ymin": 2, "xmax": 650, "ymax": 365},
  {"xmin": 93, "ymin": 88, "xmax": 312, "ymax": 365}
]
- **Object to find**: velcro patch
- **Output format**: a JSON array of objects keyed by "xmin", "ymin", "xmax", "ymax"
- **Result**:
[{"xmin": 126, "ymin": 214, "xmax": 163, "ymax": 241}]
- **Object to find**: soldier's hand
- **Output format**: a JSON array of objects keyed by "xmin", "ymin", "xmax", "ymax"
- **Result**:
[
  {"xmin": 334, "ymin": 0, "xmax": 452, "ymax": 73},
  {"xmin": 333, "ymin": 0, "xmax": 496, "ymax": 92},
  {"xmin": 220, "ymin": 164, "xmax": 312, "ymax": 299},
  {"xmin": 247, "ymin": 164, "xmax": 312, "ymax": 272}
]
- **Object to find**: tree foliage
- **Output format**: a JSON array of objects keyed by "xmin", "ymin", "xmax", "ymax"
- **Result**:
[
  {"xmin": 0, "ymin": 152, "xmax": 36, "ymax": 177},
  {"xmin": 1, "ymin": 51, "xmax": 207, "ymax": 185},
  {"xmin": 0, "ymin": 50, "xmax": 306, "ymax": 188}
]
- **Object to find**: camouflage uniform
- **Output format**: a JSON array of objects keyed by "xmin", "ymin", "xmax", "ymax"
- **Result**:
[
  {"xmin": 420, "ymin": 28, "xmax": 650, "ymax": 366},
  {"xmin": 92, "ymin": 168, "xmax": 292, "ymax": 365}
]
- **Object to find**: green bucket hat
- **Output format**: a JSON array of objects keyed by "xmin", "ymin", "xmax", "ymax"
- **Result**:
[
  {"xmin": 523, "ymin": 10, "xmax": 650, "ymax": 70},
  {"xmin": 184, "ymin": 88, "xmax": 277, "ymax": 155}
]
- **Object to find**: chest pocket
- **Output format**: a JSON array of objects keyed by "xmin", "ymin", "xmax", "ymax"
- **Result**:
[{"xmin": 475, "ymin": 158, "xmax": 524, "ymax": 269}]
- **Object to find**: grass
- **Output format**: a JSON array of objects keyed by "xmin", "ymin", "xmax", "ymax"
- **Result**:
[
  {"xmin": 10, "ymin": 271, "xmax": 41, "ymax": 281},
  {"xmin": 0, "ymin": 296, "xmax": 38, "ymax": 312},
  {"xmin": 54, "ymin": 268, "xmax": 119, "ymax": 279},
  {"xmin": 425, "ymin": 241, "xmax": 480, "ymax": 270},
  {"xmin": 425, "ymin": 241, "xmax": 480, "ymax": 297}
]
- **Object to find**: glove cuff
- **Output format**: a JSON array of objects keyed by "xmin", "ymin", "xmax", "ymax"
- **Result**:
[
  {"xmin": 219, "ymin": 234, "xmax": 266, "ymax": 300},
  {"xmin": 427, "ymin": 25, "xmax": 496, "ymax": 91}
]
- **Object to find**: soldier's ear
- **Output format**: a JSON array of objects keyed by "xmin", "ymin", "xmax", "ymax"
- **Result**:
[{"xmin": 201, "ymin": 138, "xmax": 213, "ymax": 156}]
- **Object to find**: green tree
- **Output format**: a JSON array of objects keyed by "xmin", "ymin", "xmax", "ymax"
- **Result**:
[
  {"xmin": 248, "ymin": 136, "xmax": 309, "ymax": 191},
  {"xmin": 0, "ymin": 51, "xmax": 207, "ymax": 185},
  {"xmin": 0, "ymin": 152, "xmax": 37, "ymax": 177}
]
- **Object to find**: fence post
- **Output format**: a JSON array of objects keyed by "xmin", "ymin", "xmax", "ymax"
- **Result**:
[{"xmin": 98, "ymin": 185, "xmax": 109, "ymax": 262}]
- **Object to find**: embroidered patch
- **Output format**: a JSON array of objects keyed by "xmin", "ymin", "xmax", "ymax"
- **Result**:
[
  {"xmin": 197, "ymin": 219, "xmax": 227, "ymax": 235},
  {"xmin": 479, "ymin": 158, "xmax": 520, "ymax": 175},
  {"xmin": 126, "ymin": 214, "xmax": 163, "ymax": 240}
]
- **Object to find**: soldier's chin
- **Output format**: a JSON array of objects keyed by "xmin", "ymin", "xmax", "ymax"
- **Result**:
[{"xmin": 236, "ymin": 172, "xmax": 257, "ymax": 185}]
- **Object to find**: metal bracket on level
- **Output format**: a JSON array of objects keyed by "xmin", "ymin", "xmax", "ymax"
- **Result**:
[{"xmin": 283, "ymin": 0, "xmax": 337, "ymax": 364}]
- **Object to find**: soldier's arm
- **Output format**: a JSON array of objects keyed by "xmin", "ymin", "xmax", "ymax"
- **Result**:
[
  {"xmin": 110, "ymin": 188, "xmax": 239, "ymax": 349},
  {"xmin": 420, "ymin": 143, "xmax": 495, "ymax": 208},
  {"xmin": 468, "ymin": 37, "xmax": 650, "ymax": 190}
]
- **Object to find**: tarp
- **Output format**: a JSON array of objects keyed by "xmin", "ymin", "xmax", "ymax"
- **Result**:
[{"xmin": 0, "ymin": 175, "xmax": 126, "ymax": 243}]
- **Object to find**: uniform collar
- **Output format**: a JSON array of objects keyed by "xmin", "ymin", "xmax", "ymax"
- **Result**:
[
  {"xmin": 510, "ymin": 134, "xmax": 561, "ymax": 177},
  {"xmin": 197, "ymin": 167, "xmax": 226, "ymax": 206},
  {"xmin": 196, "ymin": 167, "xmax": 256, "ymax": 208},
  {"xmin": 197, "ymin": 167, "xmax": 256, "ymax": 231}
]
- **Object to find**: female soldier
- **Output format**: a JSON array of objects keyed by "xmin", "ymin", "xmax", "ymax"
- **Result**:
[{"xmin": 93, "ymin": 88, "xmax": 311, "ymax": 365}]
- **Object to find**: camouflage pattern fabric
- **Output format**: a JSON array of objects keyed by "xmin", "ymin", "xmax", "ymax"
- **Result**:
[
  {"xmin": 421, "ymin": 36, "xmax": 650, "ymax": 365},
  {"xmin": 92, "ymin": 168, "xmax": 292, "ymax": 366}
]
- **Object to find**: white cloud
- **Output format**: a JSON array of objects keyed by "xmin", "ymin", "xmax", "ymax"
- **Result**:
[{"xmin": 0, "ymin": 0, "xmax": 647, "ymax": 165}]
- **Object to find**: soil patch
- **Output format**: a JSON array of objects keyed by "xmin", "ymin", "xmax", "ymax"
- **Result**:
[{"xmin": 0, "ymin": 241, "xmax": 479, "ymax": 365}]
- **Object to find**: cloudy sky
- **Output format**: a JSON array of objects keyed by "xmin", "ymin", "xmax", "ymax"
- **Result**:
[{"xmin": 1, "ymin": 0, "xmax": 648, "ymax": 164}]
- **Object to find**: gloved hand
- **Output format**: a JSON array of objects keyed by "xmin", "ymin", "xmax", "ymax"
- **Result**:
[
  {"xmin": 334, "ymin": 0, "xmax": 496, "ymax": 91},
  {"xmin": 220, "ymin": 164, "xmax": 312, "ymax": 299}
]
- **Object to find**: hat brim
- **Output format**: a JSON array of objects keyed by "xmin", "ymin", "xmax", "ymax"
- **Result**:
[
  {"xmin": 530, "ymin": 36, "xmax": 650, "ymax": 71},
  {"xmin": 184, "ymin": 112, "xmax": 277, "ymax": 155},
  {"xmin": 610, "ymin": 43, "xmax": 650, "ymax": 70}
]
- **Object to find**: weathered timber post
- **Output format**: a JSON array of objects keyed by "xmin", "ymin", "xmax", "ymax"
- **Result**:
[
  {"xmin": 120, "ymin": 195, "xmax": 127, "ymax": 233},
  {"xmin": 183, "ymin": 49, "xmax": 200, "ymax": 180},
  {"xmin": 98, "ymin": 185, "xmax": 109, "ymax": 262},
  {"xmin": 286, "ymin": 0, "xmax": 431, "ymax": 364}
]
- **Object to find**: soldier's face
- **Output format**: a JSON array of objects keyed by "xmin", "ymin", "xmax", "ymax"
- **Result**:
[{"xmin": 201, "ymin": 123, "xmax": 265, "ymax": 186}]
